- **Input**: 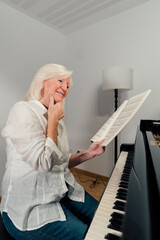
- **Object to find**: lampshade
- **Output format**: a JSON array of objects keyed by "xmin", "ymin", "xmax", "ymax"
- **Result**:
[{"xmin": 102, "ymin": 66, "xmax": 133, "ymax": 91}]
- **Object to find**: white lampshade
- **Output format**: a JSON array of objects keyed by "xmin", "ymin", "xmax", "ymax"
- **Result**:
[{"xmin": 102, "ymin": 66, "xmax": 133, "ymax": 91}]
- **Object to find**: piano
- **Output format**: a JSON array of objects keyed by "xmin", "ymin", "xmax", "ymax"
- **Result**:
[{"xmin": 84, "ymin": 120, "xmax": 160, "ymax": 240}]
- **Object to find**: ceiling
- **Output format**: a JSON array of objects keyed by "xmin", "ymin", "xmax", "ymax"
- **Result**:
[{"xmin": 1, "ymin": 0, "xmax": 150, "ymax": 35}]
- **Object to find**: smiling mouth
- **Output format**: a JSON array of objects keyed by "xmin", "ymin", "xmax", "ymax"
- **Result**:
[{"xmin": 56, "ymin": 90, "xmax": 64, "ymax": 96}]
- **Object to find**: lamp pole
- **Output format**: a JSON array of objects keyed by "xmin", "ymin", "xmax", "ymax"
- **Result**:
[
  {"xmin": 114, "ymin": 89, "xmax": 118, "ymax": 164},
  {"xmin": 102, "ymin": 67, "xmax": 133, "ymax": 164}
]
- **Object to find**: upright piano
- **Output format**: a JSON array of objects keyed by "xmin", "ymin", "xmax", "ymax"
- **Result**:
[{"xmin": 84, "ymin": 120, "xmax": 160, "ymax": 240}]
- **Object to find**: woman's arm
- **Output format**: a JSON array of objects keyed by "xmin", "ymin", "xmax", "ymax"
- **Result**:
[
  {"xmin": 2, "ymin": 101, "xmax": 63, "ymax": 172},
  {"xmin": 68, "ymin": 140, "xmax": 105, "ymax": 168}
]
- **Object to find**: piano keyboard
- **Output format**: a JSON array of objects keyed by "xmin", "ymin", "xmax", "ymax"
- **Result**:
[{"xmin": 84, "ymin": 150, "xmax": 134, "ymax": 240}]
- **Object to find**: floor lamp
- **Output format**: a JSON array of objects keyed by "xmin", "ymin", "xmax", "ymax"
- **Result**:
[{"xmin": 102, "ymin": 66, "xmax": 133, "ymax": 164}]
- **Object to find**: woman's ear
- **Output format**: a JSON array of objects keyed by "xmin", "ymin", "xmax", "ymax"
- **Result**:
[
  {"xmin": 41, "ymin": 79, "xmax": 47, "ymax": 96},
  {"xmin": 40, "ymin": 82, "xmax": 44, "ymax": 96}
]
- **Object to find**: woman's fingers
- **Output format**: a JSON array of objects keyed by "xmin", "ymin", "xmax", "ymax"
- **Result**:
[
  {"xmin": 97, "ymin": 139, "xmax": 104, "ymax": 146},
  {"xmin": 48, "ymin": 96, "xmax": 65, "ymax": 121},
  {"xmin": 49, "ymin": 95, "xmax": 54, "ymax": 106}
]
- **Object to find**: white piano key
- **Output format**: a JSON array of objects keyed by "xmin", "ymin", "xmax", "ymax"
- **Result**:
[{"xmin": 84, "ymin": 151, "xmax": 128, "ymax": 240}]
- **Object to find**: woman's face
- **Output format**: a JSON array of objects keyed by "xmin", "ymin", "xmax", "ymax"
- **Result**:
[{"xmin": 40, "ymin": 76, "xmax": 70, "ymax": 107}]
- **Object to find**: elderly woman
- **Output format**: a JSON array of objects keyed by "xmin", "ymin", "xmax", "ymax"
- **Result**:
[{"xmin": 1, "ymin": 64, "xmax": 104, "ymax": 240}]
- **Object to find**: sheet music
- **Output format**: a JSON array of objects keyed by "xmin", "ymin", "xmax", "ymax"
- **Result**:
[{"xmin": 91, "ymin": 89, "xmax": 151, "ymax": 147}]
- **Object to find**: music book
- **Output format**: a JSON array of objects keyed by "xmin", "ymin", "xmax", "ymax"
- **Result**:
[{"xmin": 91, "ymin": 89, "xmax": 151, "ymax": 147}]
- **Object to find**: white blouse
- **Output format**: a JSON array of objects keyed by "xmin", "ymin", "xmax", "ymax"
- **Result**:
[{"xmin": 1, "ymin": 100, "xmax": 84, "ymax": 231}]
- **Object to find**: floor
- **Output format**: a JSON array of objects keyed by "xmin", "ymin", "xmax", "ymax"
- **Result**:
[{"xmin": 70, "ymin": 168, "xmax": 108, "ymax": 201}]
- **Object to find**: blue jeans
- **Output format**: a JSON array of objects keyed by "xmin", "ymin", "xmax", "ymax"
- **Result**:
[{"xmin": 2, "ymin": 191, "xmax": 98, "ymax": 240}]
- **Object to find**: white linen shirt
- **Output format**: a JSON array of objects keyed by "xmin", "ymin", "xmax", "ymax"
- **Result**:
[{"xmin": 1, "ymin": 100, "xmax": 84, "ymax": 231}]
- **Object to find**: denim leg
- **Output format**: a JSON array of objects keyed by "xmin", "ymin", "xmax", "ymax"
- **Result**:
[
  {"xmin": 61, "ymin": 191, "xmax": 98, "ymax": 226},
  {"xmin": 41, "ymin": 204, "xmax": 88, "ymax": 240},
  {"xmin": 2, "ymin": 208, "xmax": 88, "ymax": 240}
]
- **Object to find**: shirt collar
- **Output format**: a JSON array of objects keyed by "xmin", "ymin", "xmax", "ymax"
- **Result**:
[
  {"xmin": 28, "ymin": 100, "xmax": 64, "ymax": 128},
  {"xmin": 28, "ymin": 100, "xmax": 48, "ymax": 115}
]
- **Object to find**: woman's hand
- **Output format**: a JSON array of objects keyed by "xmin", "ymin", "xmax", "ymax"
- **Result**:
[
  {"xmin": 69, "ymin": 139, "xmax": 105, "ymax": 168},
  {"xmin": 47, "ymin": 95, "xmax": 64, "ymax": 145},
  {"xmin": 84, "ymin": 139, "xmax": 105, "ymax": 160},
  {"xmin": 48, "ymin": 95, "xmax": 64, "ymax": 123}
]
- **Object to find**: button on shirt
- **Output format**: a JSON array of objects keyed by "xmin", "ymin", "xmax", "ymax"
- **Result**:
[{"xmin": 1, "ymin": 100, "xmax": 84, "ymax": 231}]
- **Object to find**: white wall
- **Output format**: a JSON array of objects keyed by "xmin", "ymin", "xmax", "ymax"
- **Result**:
[
  {"xmin": 66, "ymin": 0, "xmax": 160, "ymax": 177},
  {"xmin": 0, "ymin": 2, "xmax": 66, "ymax": 194}
]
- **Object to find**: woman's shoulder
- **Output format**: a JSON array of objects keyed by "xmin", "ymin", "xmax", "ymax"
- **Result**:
[
  {"xmin": 12, "ymin": 100, "xmax": 28, "ymax": 109},
  {"xmin": 7, "ymin": 101, "xmax": 37, "ymax": 122}
]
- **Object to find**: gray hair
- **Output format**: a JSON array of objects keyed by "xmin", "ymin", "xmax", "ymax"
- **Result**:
[{"xmin": 25, "ymin": 64, "xmax": 73, "ymax": 101}]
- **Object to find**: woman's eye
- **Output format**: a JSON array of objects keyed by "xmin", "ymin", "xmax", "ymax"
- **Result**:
[
  {"xmin": 58, "ymin": 79, "xmax": 62, "ymax": 83},
  {"xmin": 67, "ymin": 85, "xmax": 69, "ymax": 89}
]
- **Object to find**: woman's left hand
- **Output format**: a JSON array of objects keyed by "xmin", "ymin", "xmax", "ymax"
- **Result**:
[
  {"xmin": 84, "ymin": 139, "xmax": 105, "ymax": 160},
  {"xmin": 69, "ymin": 139, "xmax": 105, "ymax": 168}
]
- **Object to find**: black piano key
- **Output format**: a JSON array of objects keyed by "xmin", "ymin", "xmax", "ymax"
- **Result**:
[
  {"xmin": 125, "ymin": 163, "xmax": 132, "ymax": 167},
  {"xmin": 111, "ymin": 212, "xmax": 124, "ymax": 220},
  {"xmin": 125, "ymin": 166, "xmax": 132, "ymax": 171},
  {"xmin": 104, "ymin": 233, "xmax": 121, "ymax": 240},
  {"xmin": 121, "ymin": 174, "xmax": 130, "ymax": 179},
  {"xmin": 126, "ymin": 157, "xmax": 133, "ymax": 162},
  {"xmin": 117, "ymin": 190, "xmax": 127, "ymax": 197},
  {"xmin": 116, "ymin": 193, "xmax": 127, "ymax": 201},
  {"xmin": 122, "ymin": 169, "xmax": 130, "ymax": 174},
  {"xmin": 120, "ymin": 177, "xmax": 129, "ymax": 182},
  {"xmin": 118, "ymin": 184, "xmax": 128, "ymax": 190},
  {"xmin": 117, "ymin": 188, "xmax": 128, "ymax": 195},
  {"xmin": 123, "ymin": 169, "xmax": 131, "ymax": 174},
  {"xmin": 125, "ymin": 162, "xmax": 132, "ymax": 167},
  {"xmin": 121, "ymin": 176, "xmax": 129, "ymax": 181},
  {"xmin": 120, "ymin": 180, "xmax": 128, "ymax": 184},
  {"xmin": 122, "ymin": 170, "xmax": 130, "ymax": 174},
  {"xmin": 113, "ymin": 200, "xmax": 126, "ymax": 211},
  {"xmin": 114, "ymin": 200, "xmax": 126, "ymax": 207},
  {"xmin": 109, "ymin": 214, "xmax": 124, "ymax": 226},
  {"xmin": 125, "ymin": 160, "xmax": 132, "ymax": 164},
  {"xmin": 109, "ymin": 218, "xmax": 122, "ymax": 226},
  {"xmin": 110, "ymin": 214, "xmax": 124, "ymax": 224},
  {"xmin": 123, "ymin": 167, "xmax": 131, "ymax": 172},
  {"xmin": 108, "ymin": 222, "xmax": 123, "ymax": 232},
  {"xmin": 124, "ymin": 161, "xmax": 132, "ymax": 166},
  {"xmin": 113, "ymin": 205, "xmax": 125, "ymax": 212},
  {"xmin": 125, "ymin": 165, "xmax": 132, "ymax": 169},
  {"xmin": 119, "ymin": 181, "xmax": 128, "ymax": 189},
  {"xmin": 121, "ymin": 173, "xmax": 130, "ymax": 177}
]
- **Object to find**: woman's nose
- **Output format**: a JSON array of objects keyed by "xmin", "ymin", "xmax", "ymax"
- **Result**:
[{"xmin": 62, "ymin": 82, "xmax": 67, "ymax": 91}]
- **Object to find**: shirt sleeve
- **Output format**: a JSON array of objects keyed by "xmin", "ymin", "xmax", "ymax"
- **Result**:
[{"xmin": 2, "ymin": 102, "xmax": 62, "ymax": 171}]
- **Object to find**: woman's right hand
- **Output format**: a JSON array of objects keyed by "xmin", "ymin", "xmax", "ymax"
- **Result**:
[
  {"xmin": 47, "ymin": 95, "xmax": 64, "ymax": 145},
  {"xmin": 48, "ymin": 95, "xmax": 65, "ymax": 123}
]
